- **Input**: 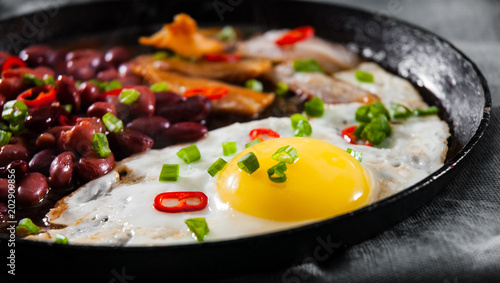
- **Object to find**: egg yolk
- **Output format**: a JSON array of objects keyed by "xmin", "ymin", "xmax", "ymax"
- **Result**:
[{"xmin": 216, "ymin": 137, "xmax": 372, "ymax": 222}]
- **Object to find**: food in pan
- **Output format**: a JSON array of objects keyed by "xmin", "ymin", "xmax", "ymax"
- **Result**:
[{"xmin": 0, "ymin": 14, "xmax": 449, "ymax": 245}]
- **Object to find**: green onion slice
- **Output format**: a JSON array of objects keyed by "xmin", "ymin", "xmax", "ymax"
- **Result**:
[
  {"xmin": 207, "ymin": 158, "xmax": 227, "ymax": 177},
  {"xmin": 305, "ymin": 97, "xmax": 324, "ymax": 117},
  {"xmin": 16, "ymin": 218, "xmax": 40, "ymax": 234},
  {"xmin": 390, "ymin": 103, "xmax": 413, "ymax": 119},
  {"xmin": 347, "ymin": 148, "xmax": 363, "ymax": 162},
  {"xmin": 185, "ymin": 218, "xmax": 210, "ymax": 242},
  {"xmin": 290, "ymin": 113, "xmax": 307, "ymax": 130},
  {"xmin": 176, "ymin": 144, "xmax": 201, "ymax": 164},
  {"xmin": 150, "ymin": 82, "xmax": 170, "ymax": 92},
  {"xmin": 119, "ymin": 88, "xmax": 141, "ymax": 106},
  {"xmin": 55, "ymin": 234, "xmax": 69, "ymax": 244},
  {"xmin": 61, "ymin": 104, "xmax": 73, "ymax": 114},
  {"xmin": 245, "ymin": 138, "xmax": 261, "ymax": 148},
  {"xmin": 237, "ymin": 152, "xmax": 259, "ymax": 174},
  {"xmin": 159, "ymin": 164, "xmax": 179, "ymax": 181},
  {"xmin": 104, "ymin": 80, "xmax": 123, "ymax": 92},
  {"xmin": 0, "ymin": 130, "xmax": 12, "ymax": 146},
  {"xmin": 293, "ymin": 59, "xmax": 324, "ymax": 73},
  {"xmin": 272, "ymin": 146, "xmax": 299, "ymax": 164},
  {"xmin": 91, "ymin": 133, "xmax": 112, "ymax": 158},
  {"xmin": 216, "ymin": 26, "xmax": 237, "ymax": 41},
  {"xmin": 355, "ymin": 70, "xmax": 375, "ymax": 83},
  {"xmin": 245, "ymin": 79, "xmax": 263, "ymax": 92},
  {"xmin": 275, "ymin": 82, "xmax": 289, "ymax": 96},
  {"xmin": 414, "ymin": 106, "xmax": 439, "ymax": 116},
  {"xmin": 102, "ymin": 112, "xmax": 124, "ymax": 133},
  {"xmin": 295, "ymin": 119, "xmax": 312, "ymax": 137},
  {"xmin": 222, "ymin": 141, "xmax": 237, "ymax": 156},
  {"xmin": 23, "ymin": 73, "xmax": 45, "ymax": 86},
  {"xmin": 44, "ymin": 76, "xmax": 56, "ymax": 86},
  {"xmin": 267, "ymin": 162, "xmax": 288, "ymax": 183}
]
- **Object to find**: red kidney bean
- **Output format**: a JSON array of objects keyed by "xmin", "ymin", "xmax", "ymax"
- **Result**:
[
  {"xmin": 0, "ymin": 145, "xmax": 30, "ymax": 167},
  {"xmin": 56, "ymin": 75, "xmax": 81, "ymax": 111},
  {"xmin": 156, "ymin": 93, "xmax": 211, "ymax": 123},
  {"xmin": 66, "ymin": 59, "xmax": 95, "ymax": 81},
  {"xmin": 29, "ymin": 149, "xmax": 56, "ymax": 176},
  {"xmin": 65, "ymin": 49, "xmax": 100, "ymax": 61},
  {"xmin": 49, "ymin": 151, "xmax": 76, "ymax": 190},
  {"xmin": 16, "ymin": 172, "xmax": 49, "ymax": 207},
  {"xmin": 0, "ymin": 178, "xmax": 12, "ymax": 203},
  {"xmin": 32, "ymin": 66, "xmax": 55, "ymax": 80},
  {"xmin": 108, "ymin": 129, "xmax": 154, "ymax": 159},
  {"xmin": 0, "ymin": 76, "xmax": 24, "ymax": 100},
  {"xmin": 46, "ymin": 125, "xmax": 72, "ymax": 139},
  {"xmin": 117, "ymin": 62, "xmax": 134, "ymax": 77},
  {"xmin": 104, "ymin": 46, "xmax": 131, "ymax": 67},
  {"xmin": 104, "ymin": 95, "xmax": 130, "ymax": 121},
  {"xmin": 0, "ymin": 94, "xmax": 5, "ymax": 110},
  {"xmin": 0, "ymin": 51, "xmax": 12, "ymax": 70},
  {"xmin": 78, "ymin": 81, "xmax": 101, "ymax": 109},
  {"xmin": 8, "ymin": 136, "xmax": 28, "ymax": 147},
  {"xmin": 35, "ymin": 132, "xmax": 56, "ymax": 151},
  {"xmin": 126, "ymin": 116, "xmax": 170, "ymax": 140},
  {"xmin": 19, "ymin": 45, "xmax": 53, "ymax": 67},
  {"xmin": 58, "ymin": 118, "xmax": 104, "ymax": 156},
  {"xmin": 6, "ymin": 160, "xmax": 29, "ymax": 182},
  {"xmin": 128, "ymin": 86, "xmax": 155, "ymax": 117},
  {"xmin": 24, "ymin": 105, "xmax": 64, "ymax": 132},
  {"xmin": 87, "ymin": 102, "xmax": 116, "ymax": 118},
  {"xmin": 91, "ymin": 56, "xmax": 113, "ymax": 73},
  {"xmin": 160, "ymin": 122, "xmax": 207, "ymax": 143},
  {"xmin": 118, "ymin": 74, "xmax": 143, "ymax": 86},
  {"xmin": 97, "ymin": 68, "xmax": 119, "ymax": 82},
  {"xmin": 46, "ymin": 48, "xmax": 68, "ymax": 74},
  {"xmin": 77, "ymin": 151, "xmax": 115, "ymax": 181}
]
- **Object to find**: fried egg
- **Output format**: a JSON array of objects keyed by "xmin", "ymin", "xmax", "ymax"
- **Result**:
[{"xmin": 28, "ymin": 63, "xmax": 449, "ymax": 246}]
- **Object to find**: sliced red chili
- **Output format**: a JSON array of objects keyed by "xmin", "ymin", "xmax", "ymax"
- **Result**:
[
  {"xmin": 17, "ymin": 85, "xmax": 56, "ymax": 108},
  {"xmin": 153, "ymin": 191, "xmax": 208, "ymax": 213},
  {"xmin": 2, "ymin": 56, "xmax": 26, "ymax": 74},
  {"xmin": 98, "ymin": 86, "xmax": 135, "ymax": 100},
  {"xmin": 205, "ymin": 53, "xmax": 243, "ymax": 62},
  {"xmin": 275, "ymin": 26, "xmax": 315, "ymax": 46},
  {"xmin": 341, "ymin": 126, "xmax": 371, "ymax": 146},
  {"xmin": 184, "ymin": 86, "xmax": 229, "ymax": 100},
  {"xmin": 249, "ymin": 128, "xmax": 280, "ymax": 142}
]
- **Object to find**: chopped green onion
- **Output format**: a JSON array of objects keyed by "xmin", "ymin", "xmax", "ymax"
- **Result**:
[
  {"xmin": 272, "ymin": 146, "xmax": 299, "ymax": 164},
  {"xmin": 55, "ymin": 234, "xmax": 69, "ymax": 244},
  {"xmin": 0, "ymin": 123, "xmax": 9, "ymax": 131},
  {"xmin": 355, "ymin": 101, "xmax": 390, "ymax": 123},
  {"xmin": 245, "ymin": 138, "xmax": 261, "ymax": 148},
  {"xmin": 216, "ymin": 26, "xmax": 237, "ymax": 41},
  {"xmin": 390, "ymin": 103, "xmax": 413, "ymax": 119},
  {"xmin": 290, "ymin": 113, "xmax": 307, "ymax": 130},
  {"xmin": 357, "ymin": 115, "xmax": 391, "ymax": 146},
  {"xmin": 153, "ymin": 51, "xmax": 170, "ymax": 60},
  {"xmin": 414, "ymin": 106, "xmax": 439, "ymax": 116},
  {"xmin": 245, "ymin": 79, "xmax": 263, "ymax": 92},
  {"xmin": 293, "ymin": 59, "xmax": 324, "ymax": 73},
  {"xmin": 207, "ymin": 158, "xmax": 227, "ymax": 177},
  {"xmin": 44, "ymin": 76, "xmax": 56, "ymax": 86},
  {"xmin": 275, "ymin": 82, "xmax": 289, "ymax": 96},
  {"xmin": 295, "ymin": 119, "xmax": 312, "ymax": 137},
  {"xmin": 267, "ymin": 162, "xmax": 288, "ymax": 183},
  {"xmin": 159, "ymin": 164, "xmax": 179, "ymax": 181},
  {"xmin": 347, "ymin": 148, "xmax": 363, "ymax": 162},
  {"xmin": 102, "ymin": 112, "xmax": 124, "ymax": 133},
  {"xmin": 0, "ymin": 130, "xmax": 12, "ymax": 146},
  {"xmin": 61, "ymin": 104, "xmax": 72, "ymax": 114},
  {"xmin": 222, "ymin": 141, "xmax": 237, "ymax": 156},
  {"xmin": 2, "ymin": 100, "xmax": 28, "ymax": 136},
  {"xmin": 91, "ymin": 133, "xmax": 111, "ymax": 158},
  {"xmin": 176, "ymin": 144, "xmax": 201, "ymax": 164},
  {"xmin": 119, "ymin": 88, "xmax": 141, "ymax": 106},
  {"xmin": 237, "ymin": 152, "xmax": 259, "ymax": 174},
  {"xmin": 23, "ymin": 73, "xmax": 45, "ymax": 86},
  {"xmin": 16, "ymin": 218, "xmax": 40, "ymax": 234},
  {"xmin": 355, "ymin": 70, "xmax": 374, "ymax": 83},
  {"xmin": 305, "ymin": 97, "xmax": 324, "ymax": 117},
  {"xmin": 150, "ymin": 82, "xmax": 170, "ymax": 92},
  {"xmin": 185, "ymin": 218, "xmax": 210, "ymax": 242},
  {"xmin": 103, "ymin": 80, "xmax": 123, "ymax": 92}
]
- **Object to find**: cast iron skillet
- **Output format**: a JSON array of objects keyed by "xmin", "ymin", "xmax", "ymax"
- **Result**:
[{"xmin": 0, "ymin": 0, "xmax": 491, "ymax": 281}]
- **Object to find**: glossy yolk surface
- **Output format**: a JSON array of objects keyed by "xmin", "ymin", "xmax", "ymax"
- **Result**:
[{"xmin": 216, "ymin": 137, "xmax": 372, "ymax": 222}]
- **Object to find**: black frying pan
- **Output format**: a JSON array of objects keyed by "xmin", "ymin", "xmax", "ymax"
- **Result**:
[{"xmin": 0, "ymin": 0, "xmax": 491, "ymax": 281}]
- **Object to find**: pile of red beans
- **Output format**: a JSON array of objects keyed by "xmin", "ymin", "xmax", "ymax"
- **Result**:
[{"xmin": 0, "ymin": 45, "xmax": 211, "ymax": 213}]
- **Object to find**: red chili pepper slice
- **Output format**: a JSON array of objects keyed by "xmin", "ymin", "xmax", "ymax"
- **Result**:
[
  {"xmin": 184, "ymin": 86, "xmax": 229, "ymax": 100},
  {"xmin": 153, "ymin": 191, "xmax": 208, "ymax": 213},
  {"xmin": 17, "ymin": 85, "xmax": 56, "ymax": 108},
  {"xmin": 98, "ymin": 86, "xmax": 135, "ymax": 100},
  {"xmin": 341, "ymin": 126, "xmax": 371, "ymax": 146},
  {"xmin": 204, "ymin": 53, "xmax": 243, "ymax": 62},
  {"xmin": 2, "ymin": 56, "xmax": 27, "ymax": 74},
  {"xmin": 249, "ymin": 128, "xmax": 280, "ymax": 142},
  {"xmin": 275, "ymin": 26, "xmax": 315, "ymax": 46}
]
